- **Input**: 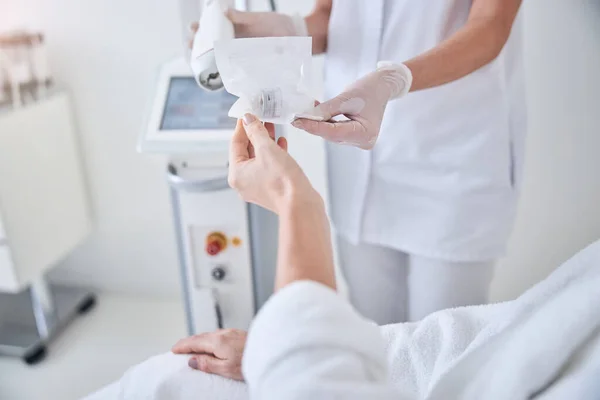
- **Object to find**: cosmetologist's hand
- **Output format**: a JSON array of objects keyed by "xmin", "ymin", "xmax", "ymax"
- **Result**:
[
  {"xmin": 228, "ymin": 114, "xmax": 319, "ymax": 215},
  {"xmin": 172, "ymin": 329, "xmax": 247, "ymax": 382},
  {"xmin": 187, "ymin": 10, "xmax": 306, "ymax": 49},
  {"xmin": 292, "ymin": 63, "xmax": 412, "ymax": 150}
]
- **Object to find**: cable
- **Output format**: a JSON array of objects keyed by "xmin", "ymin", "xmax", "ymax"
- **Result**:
[{"xmin": 269, "ymin": 0, "xmax": 277, "ymax": 12}]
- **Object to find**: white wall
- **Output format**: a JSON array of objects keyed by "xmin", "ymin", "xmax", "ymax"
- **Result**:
[
  {"xmin": 1, "ymin": 0, "xmax": 325, "ymax": 298},
  {"xmin": 2, "ymin": 0, "xmax": 186, "ymax": 297},
  {"xmin": 492, "ymin": 0, "xmax": 600, "ymax": 301},
  {"xmin": 2, "ymin": 0, "xmax": 599, "ymax": 300}
]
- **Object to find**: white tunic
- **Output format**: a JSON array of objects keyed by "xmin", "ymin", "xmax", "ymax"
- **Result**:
[{"xmin": 324, "ymin": 0, "xmax": 527, "ymax": 261}]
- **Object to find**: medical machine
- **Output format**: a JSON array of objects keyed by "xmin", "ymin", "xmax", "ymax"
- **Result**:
[
  {"xmin": 140, "ymin": 0, "xmax": 281, "ymax": 335},
  {"xmin": 189, "ymin": 0, "xmax": 235, "ymax": 91},
  {"xmin": 141, "ymin": 59, "xmax": 278, "ymax": 334},
  {"xmin": 0, "ymin": 90, "xmax": 94, "ymax": 364}
]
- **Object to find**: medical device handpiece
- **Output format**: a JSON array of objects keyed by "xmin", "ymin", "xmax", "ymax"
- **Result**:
[{"xmin": 190, "ymin": 0, "xmax": 235, "ymax": 91}]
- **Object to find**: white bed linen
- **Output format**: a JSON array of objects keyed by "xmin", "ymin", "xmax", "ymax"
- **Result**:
[{"xmin": 84, "ymin": 240, "xmax": 600, "ymax": 400}]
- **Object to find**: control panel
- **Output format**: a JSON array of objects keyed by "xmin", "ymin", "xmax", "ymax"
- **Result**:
[{"xmin": 175, "ymin": 170, "xmax": 255, "ymax": 333}]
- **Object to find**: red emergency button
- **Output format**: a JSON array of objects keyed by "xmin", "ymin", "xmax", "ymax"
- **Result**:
[{"xmin": 205, "ymin": 232, "xmax": 227, "ymax": 256}]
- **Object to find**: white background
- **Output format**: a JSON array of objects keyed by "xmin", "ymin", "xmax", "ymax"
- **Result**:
[{"xmin": 1, "ymin": 0, "xmax": 599, "ymax": 301}]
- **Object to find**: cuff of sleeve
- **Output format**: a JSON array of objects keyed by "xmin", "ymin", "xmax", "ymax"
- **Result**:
[
  {"xmin": 242, "ymin": 281, "xmax": 388, "ymax": 386},
  {"xmin": 290, "ymin": 13, "xmax": 309, "ymax": 37},
  {"xmin": 377, "ymin": 61, "xmax": 413, "ymax": 99}
]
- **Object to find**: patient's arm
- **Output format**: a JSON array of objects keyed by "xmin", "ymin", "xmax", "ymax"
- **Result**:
[
  {"xmin": 227, "ymin": 117, "xmax": 337, "ymax": 291},
  {"xmin": 275, "ymin": 195, "xmax": 336, "ymax": 291},
  {"xmin": 228, "ymin": 119, "xmax": 399, "ymax": 398},
  {"xmin": 243, "ymin": 281, "xmax": 401, "ymax": 399}
]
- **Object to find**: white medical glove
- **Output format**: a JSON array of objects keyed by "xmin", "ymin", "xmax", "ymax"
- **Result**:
[
  {"xmin": 292, "ymin": 62, "xmax": 413, "ymax": 150},
  {"xmin": 225, "ymin": 9, "xmax": 308, "ymax": 38},
  {"xmin": 188, "ymin": 11, "xmax": 307, "ymax": 49}
]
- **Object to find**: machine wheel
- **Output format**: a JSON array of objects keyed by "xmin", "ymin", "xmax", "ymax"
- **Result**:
[
  {"xmin": 77, "ymin": 294, "xmax": 97, "ymax": 314},
  {"xmin": 23, "ymin": 345, "xmax": 47, "ymax": 365}
]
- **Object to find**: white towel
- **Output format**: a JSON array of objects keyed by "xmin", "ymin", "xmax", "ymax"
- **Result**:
[
  {"xmin": 85, "ymin": 240, "xmax": 600, "ymax": 400},
  {"xmin": 536, "ymin": 332, "xmax": 600, "ymax": 399},
  {"xmin": 82, "ymin": 353, "xmax": 247, "ymax": 400},
  {"xmin": 382, "ymin": 239, "xmax": 600, "ymax": 399}
]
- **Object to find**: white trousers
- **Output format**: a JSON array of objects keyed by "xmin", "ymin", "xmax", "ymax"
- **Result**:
[{"xmin": 337, "ymin": 237, "xmax": 496, "ymax": 324}]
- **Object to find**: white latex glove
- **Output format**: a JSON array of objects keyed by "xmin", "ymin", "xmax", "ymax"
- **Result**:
[
  {"xmin": 225, "ymin": 9, "xmax": 308, "ymax": 38},
  {"xmin": 188, "ymin": 10, "xmax": 307, "ymax": 48},
  {"xmin": 292, "ymin": 62, "xmax": 413, "ymax": 150}
]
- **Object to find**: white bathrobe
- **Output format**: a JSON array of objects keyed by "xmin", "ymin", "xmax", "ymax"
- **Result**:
[{"xmin": 85, "ymin": 240, "xmax": 600, "ymax": 400}]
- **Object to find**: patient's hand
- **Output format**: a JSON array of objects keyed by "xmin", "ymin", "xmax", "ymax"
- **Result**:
[
  {"xmin": 228, "ymin": 114, "xmax": 319, "ymax": 215},
  {"xmin": 172, "ymin": 329, "xmax": 247, "ymax": 382}
]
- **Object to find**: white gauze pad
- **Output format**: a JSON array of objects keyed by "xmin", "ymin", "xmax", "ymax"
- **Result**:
[{"xmin": 214, "ymin": 37, "xmax": 318, "ymax": 124}]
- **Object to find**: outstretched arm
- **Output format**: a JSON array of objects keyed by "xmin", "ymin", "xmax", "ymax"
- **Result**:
[
  {"xmin": 212, "ymin": 0, "xmax": 332, "ymax": 55},
  {"xmin": 406, "ymin": 0, "xmax": 522, "ymax": 91},
  {"xmin": 291, "ymin": 0, "xmax": 523, "ymax": 148},
  {"xmin": 229, "ymin": 116, "xmax": 397, "ymax": 398}
]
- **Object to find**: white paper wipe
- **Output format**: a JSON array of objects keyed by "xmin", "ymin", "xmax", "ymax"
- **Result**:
[{"xmin": 214, "ymin": 37, "xmax": 317, "ymax": 124}]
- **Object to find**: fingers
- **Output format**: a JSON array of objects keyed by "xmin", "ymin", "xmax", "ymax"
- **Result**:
[
  {"xmin": 265, "ymin": 122, "xmax": 276, "ymax": 141},
  {"xmin": 188, "ymin": 355, "xmax": 243, "ymax": 381},
  {"xmin": 224, "ymin": 8, "xmax": 236, "ymax": 22},
  {"xmin": 277, "ymin": 137, "xmax": 288, "ymax": 152},
  {"xmin": 188, "ymin": 354, "xmax": 227, "ymax": 373},
  {"xmin": 242, "ymin": 114, "xmax": 272, "ymax": 149},
  {"xmin": 172, "ymin": 333, "xmax": 217, "ymax": 355},
  {"xmin": 292, "ymin": 118, "xmax": 364, "ymax": 143},
  {"xmin": 225, "ymin": 8, "xmax": 252, "ymax": 25},
  {"xmin": 229, "ymin": 119, "xmax": 250, "ymax": 165},
  {"xmin": 299, "ymin": 95, "xmax": 350, "ymax": 122},
  {"xmin": 188, "ymin": 21, "xmax": 199, "ymax": 49}
]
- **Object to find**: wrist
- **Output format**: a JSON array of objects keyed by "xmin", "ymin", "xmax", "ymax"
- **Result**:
[
  {"xmin": 288, "ymin": 14, "xmax": 308, "ymax": 37},
  {"xmin": 278, "ymin": 186, "xmax": 324, "ymax": 217},
  {"xmin": 376, "ymin": 61, "xmax": 413, "ymax": 99}
]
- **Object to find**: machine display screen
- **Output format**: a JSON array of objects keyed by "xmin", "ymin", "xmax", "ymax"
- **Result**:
[{"xmin": 160, "ymin": 77, "xmax": 238, "ymax": 130}]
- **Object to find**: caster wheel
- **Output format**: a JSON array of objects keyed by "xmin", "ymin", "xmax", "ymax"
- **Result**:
[
  {"xmin": 23, "ymin": 345, "xmax": 47, "ymax": 365},
  {"xmin": 78, "ymin": 295, "xmax": 97, "ymax": 314}
]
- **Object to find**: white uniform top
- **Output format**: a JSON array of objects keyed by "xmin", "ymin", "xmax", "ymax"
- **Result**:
[{"xmin": 324, "ymin": 0, "xmax": 527, "ymax": 261}]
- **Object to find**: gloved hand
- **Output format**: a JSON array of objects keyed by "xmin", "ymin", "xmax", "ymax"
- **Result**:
[
  {"xmin": 292, "ymin": 62, "xmax": 413, "ymax": 150},
  {"xmin": 188, "ymin": 9, "xmax": 307, "ymax": 48},
  {"xmin": 225, "ymin": 9, "xmax": 307, "ymax": 38}
]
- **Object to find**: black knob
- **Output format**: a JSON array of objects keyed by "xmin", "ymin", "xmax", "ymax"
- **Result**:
[{"xmin": 212, "ymin": 267, "xmax": 226, "ymax": 281}]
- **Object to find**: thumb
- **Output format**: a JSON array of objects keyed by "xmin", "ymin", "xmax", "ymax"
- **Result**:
[
  {"xmin": 188, "ymin": 21, "xmax": 199, "ymax": 34},
  {"xmin": 299, "ymin": 94, "xmax": 355, "ymax": 122},
  {"xmin": 225, "ymin": 8, "xmax": 249, "ymax": 24},
  {"xmin": 242, "ymin": 114, "xmax": 271, "ymax": 149}
]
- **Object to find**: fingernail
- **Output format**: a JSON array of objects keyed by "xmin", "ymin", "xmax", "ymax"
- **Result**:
[
  {"xmin": 243, "ymin": 113, "xmax": 256, "ymax": 126},
  {"xmin": 188, "ymin": 358, "xmax": 198, "ymax": 369},
  {"xmin": 292, "ymin": 120, "xmax": 303, "ymax": 129}
]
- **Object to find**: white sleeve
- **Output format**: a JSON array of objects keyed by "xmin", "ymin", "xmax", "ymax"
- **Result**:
[{"xmin": 242, "ymin": 281, "xmax": 402, "ymax": 400}]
